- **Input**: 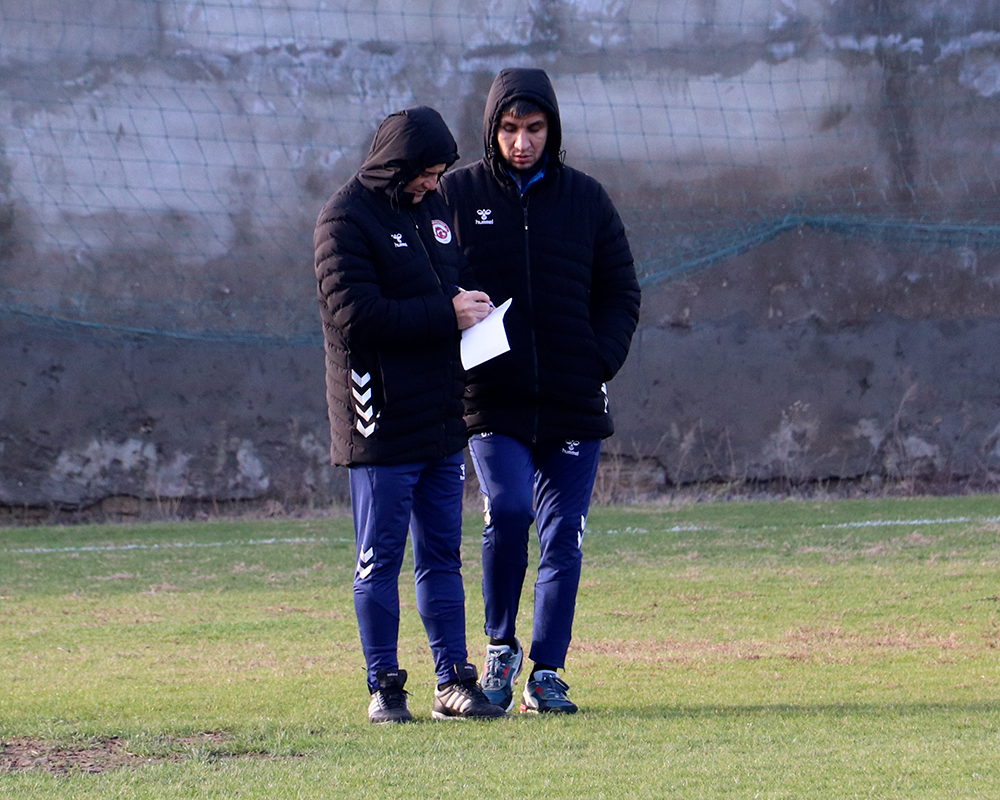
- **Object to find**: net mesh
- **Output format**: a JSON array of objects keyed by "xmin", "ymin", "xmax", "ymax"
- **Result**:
[{"xmin": 2, "ymin": 1, "xmax": 998, "ymax": 346}]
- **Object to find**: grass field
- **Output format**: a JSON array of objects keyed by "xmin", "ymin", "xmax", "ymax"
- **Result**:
[{"xmin": 2, "ymin": 494, "xmax": 999, "ymax": 798}]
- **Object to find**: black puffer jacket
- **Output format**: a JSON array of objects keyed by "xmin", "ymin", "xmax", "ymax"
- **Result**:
[
  {"xmin": 314, "ymin": 106, "xmax": 474, "ymax": 466},
  {"xmin": 440, "ymin": 68, "xmax": 641, "ymax": 444}
]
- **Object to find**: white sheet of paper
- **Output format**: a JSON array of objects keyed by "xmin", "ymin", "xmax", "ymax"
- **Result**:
[{"xmin": 461, "ymin": 297, "xmax": 512, "ymax": 369}]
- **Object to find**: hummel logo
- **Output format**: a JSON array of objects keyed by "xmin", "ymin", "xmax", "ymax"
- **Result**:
[
  {"xmin": 475, "ymin": 208, "xmax": 494, "ymax": 225},
  {"xmin": 352, "ymin": 386, "xmax": 372, "ymax": 405},
  {"xmin": 351, "ymin": 370, "xmax": 370, "ymax": 387},
  {"xmin": 352, "ymin": 370, "xmax": 376, "ymax": 437},
  {"xmin": 391, "ymin": 233, "xmax": 408, "ymax": 247},
  {"xmin": 562, "ymin": 439, "xmax": 581, "ymax": 457},
  {"xmin": 357, "ymin": 546, "xmax": 374, "ymax": 579}
]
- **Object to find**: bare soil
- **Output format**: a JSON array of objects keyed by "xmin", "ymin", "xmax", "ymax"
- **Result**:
[
  {"xmin": 0, "ymin": 732, "xmax": 263, "ymax": 775},
  {"xmin": 2, "ymin": 736, "xmax": 154, "ymax": 774}
]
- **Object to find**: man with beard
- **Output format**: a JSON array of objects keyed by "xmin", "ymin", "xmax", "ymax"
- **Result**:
[{"xmin": 441, "ymin": 70, "xmax": 641, "ymax": 714}]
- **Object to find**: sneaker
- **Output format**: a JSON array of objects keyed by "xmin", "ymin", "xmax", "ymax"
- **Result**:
[
  {"xmin": 368, "ymin": 668, "xmax": 413, "ymax": 724},
  {"xmin": 433, "ymin": 664, "xmax": 507, "ymax": 720},
  {"xmin": 479, "ymin": 638, "xmax": 524, "ymax": 712},
  {"xmin": 520, "ymin": 670, "xmax": 578, "ymax": 714}
]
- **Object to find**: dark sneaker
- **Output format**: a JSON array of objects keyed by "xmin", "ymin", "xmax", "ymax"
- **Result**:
[
  {"xmin": 520, "ymin": 670, "xmax": 578, "ymax": 714},
  {"xmin": 479, "ymin": 638, "xmax": 524, "ymax": 712},
  {"xmin": 368, "ymin": 668, "xmax": 413, "ymax": 724},
  {"xmin": 433, "ymin": 664, "xmax": 507, "ymax": 720}
]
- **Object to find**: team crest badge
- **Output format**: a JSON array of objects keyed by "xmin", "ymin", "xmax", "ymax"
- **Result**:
[{"xmin": 431, "ymin": 219, "xmax": 452, "ymax": 244}]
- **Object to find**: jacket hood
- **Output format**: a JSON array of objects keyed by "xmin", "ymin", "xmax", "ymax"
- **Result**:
[
  {"xmin": 483, "ymin": 68, "xmax": 562, "ymax": 170},
  {"xmin": 357, "ymin": 106, "xmax": 459, "ymax": 203}
]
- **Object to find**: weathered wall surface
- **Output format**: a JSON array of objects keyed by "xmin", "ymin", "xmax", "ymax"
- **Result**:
[
  {"xmin": 616, "ymin": 230, "xmax": 1000, "ymax": 485},
  {"xmin": 2, "ymin": 1, "xmax": 999, "ymax": 507}
]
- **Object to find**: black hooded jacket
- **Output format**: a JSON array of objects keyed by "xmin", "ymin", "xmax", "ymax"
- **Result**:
[
  {"xmin": 314, "ymin": 106, "xmax": 474, "ymax": 466},
  {"xmin": 440, "ymin": 69, "xmax": 641, "ymax": 444}
]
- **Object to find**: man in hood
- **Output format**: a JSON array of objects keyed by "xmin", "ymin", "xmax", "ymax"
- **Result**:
[
  {"xmin": 441, "ymin": 69, "xmax": 641, "ymax": 714},
  {"xmin": 314, "ymin": 106, "xmax": 503, "ymax": 722}
]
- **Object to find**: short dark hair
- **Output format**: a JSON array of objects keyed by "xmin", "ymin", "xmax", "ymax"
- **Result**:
[{"xmin": 500, "ymin": 98, "xmax": 546, "ymax": 120}]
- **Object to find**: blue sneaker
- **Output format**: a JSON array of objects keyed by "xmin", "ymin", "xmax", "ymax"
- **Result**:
[
  {"xmin": 520, "ymin": 670, "xmax": 578, "ymax": 714},
  {"xmin": 478, "ymin": 638, "xmax": 524, "ymax": 713}
]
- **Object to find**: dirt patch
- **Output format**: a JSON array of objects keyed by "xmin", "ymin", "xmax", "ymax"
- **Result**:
[
  {"xmin": 0, "ymin": 732, "xmax": 256, "ymax": 775},
  {"xmin": 1, "ymin": 737, "xmax": 151, "ymax": 775}
]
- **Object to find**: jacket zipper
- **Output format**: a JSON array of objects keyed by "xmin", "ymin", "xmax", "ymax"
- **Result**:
[
  {"xmin": 521, "ymin": 193, "xmax": 540, "ymax": 445},
  {"xmin": 409, "ymin": 211, "xmax": 445, "ymax": 291},
  {"xmin": 409, "ymin": 210, "xmax": 450, "ymax": 451}
]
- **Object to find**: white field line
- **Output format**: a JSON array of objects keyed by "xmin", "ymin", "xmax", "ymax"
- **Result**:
[
  {"xmin": 5, "ymin": 516, "xmax": 1000, "ymax": 555},
  {"xmin": 818, "ymin": 515, "xmax": 1000, "ymax": 530},
  {"xmin": 4, "ymin": 536, "xmax": 352, "ymax": 555},
  {"xmin": 598, "ymin": 515, "xmax": 1000, "ymax": 536}
]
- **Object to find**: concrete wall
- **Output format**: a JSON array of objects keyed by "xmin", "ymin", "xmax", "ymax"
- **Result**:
[{"xmin": 2, "ymin": 1, "xmax": 1000, "ymax": 508}]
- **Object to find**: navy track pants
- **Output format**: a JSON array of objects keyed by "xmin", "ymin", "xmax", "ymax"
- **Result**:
[
  {"xmin": 468, "ymin": 433, "xmax": 601, "ymax": 669},
  {"xmin": 349, "ymin": 451, "xmax": 469, "ymax": 690}
]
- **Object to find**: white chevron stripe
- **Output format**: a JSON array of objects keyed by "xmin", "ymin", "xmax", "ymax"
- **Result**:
[
  {"xmin": 357, "ymin": 546, "xmax": 375, "ymax": 579},
  {"xmin": 352, "ymin": 386, "xmax": 372, "ymax": 404},
  {"xmin": 356, "ymin": 419, "xmax": 375, "ymax": 438},
  {"xmin": 351, "ymin": 370, "xmax": 371, "ymax": 387},
  {"xmin": 356, "ymin": 404, "xmax": 374, "ymax": 422}
]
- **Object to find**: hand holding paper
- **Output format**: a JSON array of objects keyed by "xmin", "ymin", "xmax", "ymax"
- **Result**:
[{"xmin": 461, "ymin": 298, "xmax": 512, "ymax": 369}]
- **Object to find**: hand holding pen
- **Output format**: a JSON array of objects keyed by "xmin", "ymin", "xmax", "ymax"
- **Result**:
[{"xmin": 453, "ymin": 286, "xmax": 494, "ymax": 330}]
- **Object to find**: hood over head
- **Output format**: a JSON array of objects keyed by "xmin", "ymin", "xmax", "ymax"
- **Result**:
[
  {"xmin": 483, "ymin": 68, "xmax": 562, "ymax": 170},
  {"xmin": 357, "ymin": 106, "xmax": 459, "ymax": 204}
]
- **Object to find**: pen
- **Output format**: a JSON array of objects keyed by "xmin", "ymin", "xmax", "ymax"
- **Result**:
[{"xmin": 456, "ymin": 286, "xmax": 494, "ymax": 308}]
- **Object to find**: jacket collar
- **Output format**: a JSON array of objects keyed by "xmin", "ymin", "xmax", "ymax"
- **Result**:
[{"xmin": 507, "ymin": 154, "xmax": 549, "ymax": 195}]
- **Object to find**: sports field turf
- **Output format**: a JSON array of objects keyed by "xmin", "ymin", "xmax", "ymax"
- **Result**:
[{"xmin": 2, "ymin": 494, "xmax": 998, "ymax": 797}]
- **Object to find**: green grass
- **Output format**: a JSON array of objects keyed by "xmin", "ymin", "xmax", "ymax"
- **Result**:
[{"xmin": 2, "ymin": 495, "xmax": 999, "ymax": 798}]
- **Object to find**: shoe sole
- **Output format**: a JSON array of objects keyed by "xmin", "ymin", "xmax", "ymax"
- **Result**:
[
  {"xmin": 432, "ymin": 710, "xmax": 507, "ymax": 720},
  {"xmin": 519, "ymin": 703, "xmax": 578, "ymax": 714},
  {"xmin": 432, "ymin": 710, "xmax": 466, "ymax": 720}
]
